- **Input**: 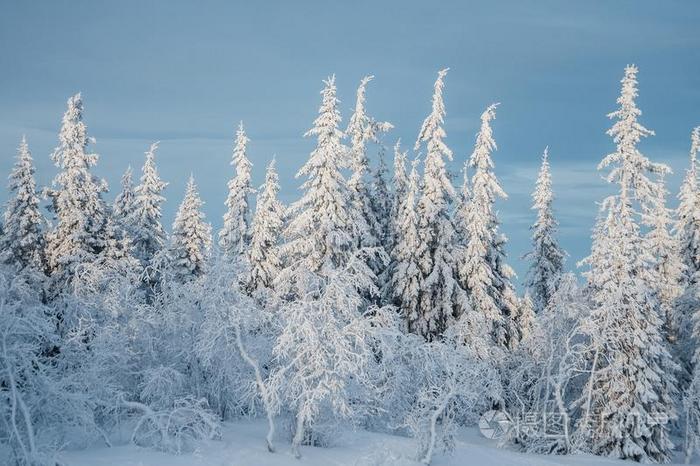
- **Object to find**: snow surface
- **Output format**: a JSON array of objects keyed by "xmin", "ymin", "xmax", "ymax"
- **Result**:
[{"xmin": 57, "ymin": 418, "xmax": 690, "ymax": 466}]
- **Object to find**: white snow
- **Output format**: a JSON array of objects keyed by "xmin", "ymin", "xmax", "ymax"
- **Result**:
[{"xmin": 57, "ymin": 418, "xmax": 690, "ymax": 466}]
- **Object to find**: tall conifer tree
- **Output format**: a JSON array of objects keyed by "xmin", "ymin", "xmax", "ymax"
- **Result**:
[
  {"xmin": 0, "ymin": 136, "xmax": 45, "ymax": 272},
  {"xmin": 132, "ymin": 142, "xmax": 168, "ymax": 269},
  {"xmin": 524, "ymin": 147, "xmax": 565, "ymax": 313},
  {"xmin": 220, "ymin": 122, "xmax": 254, "ymax": 258},
  {"xmin": 46, "ymin": 93, "xmax": 109, "ymax": 292},
  {"xmin": 580, "ymin": 66, "xmax": 677, "ymax": 462},
  {"xmin": 168, "ymin": 176, "xmax": 212, "ymax": 281},
  {"xmin": 457, "ymin": 104, "xmax": 517, "ymax": 348},
  {"xmin": 247, "ymin": 158, "xmax": 285, "ymax": 295},
  {"xmin": 413, "ymin": 69, "xmax": 466, "ymax": 339}
]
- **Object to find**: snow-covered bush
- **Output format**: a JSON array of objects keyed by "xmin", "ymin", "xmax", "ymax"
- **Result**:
[
  {"xmin": 404, "ymin": 333, "xmax": 501, "ymax": 465},
  {"xmin": 195, "ymin": 252, "xmax": 279, "ymax": 451},
  {"xmin": 0, "ymin": 266, "xmax": 130, "ymax": 464},
  {"xmin": 363, "ymin": 306, "xmax": 425, "ymax": 432},
  {"xmin": 122, "ymin": 395, "xmax": 219, "ymax": 454},
  {"xmin": 269, "ymin": 264, "xmax": 381, "ymax": 458},
  {"xmin": 0, "ymin": 269, "xmax": 55, "ymax": 465},
  {"xmin": 99, "ymin": 258, "xmax": 225, "ymax": 453},
  {"xmin": 363, "ymin": 303, "xmax": 500, "ymax": 464},
  {"xmin": 503, "ymin": 274, "xmax": 589, "ymax": 454}
]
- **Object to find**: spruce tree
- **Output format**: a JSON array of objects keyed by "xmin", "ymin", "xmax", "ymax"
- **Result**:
[
  {"xmin": 345, "ymin": 76, "xmax": 392, "ymax": 300},
  {"xmin": 647, "ymin": 175, "xmax": 684, "ymax": 343},
  {"xmin": 388, "ymin": 159, "xmax": 424, "ymax": 332},
  {"xmin": 96, "ymin": 217, "xmax": 140, "ymax": 279},
  {"xmin": 457, "ymin": 104, "xmax": 517, "ymax": 348},
  {"xmin": 371, "ymin": 147, "xmax": 392, "ymax": 247},
  {"xmin": 132, "ymin": 142, "xmax": 168, "ymax": 269},
  {"xmin": 524, "ymin": 147, "xmax": 565, "ymax": 313},
  {"xmin": 583, "ymin": 196, "xmax": 677, "ymax": 462},
  {"xmin": 276, "ymin": 75, "xmax": 354, "ymax": 298},
  {"xmin": 599, "ymin": 64, "xmax": 669, "ymax": 266},
  {"xmin": 382, "ymin": 140, "xmax": 409, "ymax": 304},
  {"xmin": 491, "ymin": 234, "xmax": 520, "ymax": 350},
  {"xmin": 46, "ymin": 93, "xmax": 109, "ymax": 292},
  {"xmin": 247, "ymin": 158, "xmax": 285, "ymax": 295},
  {"xmin": 413, "ymin": 68, "xmax": 466, "ymax": 339},
  {"xmin": 453, "ymin": 159, "xmax": 470, "ymax": 250},
  {"xmin": 219, "ymin": 122, "xmax": 254, "ymax": 258},
  {"xmin": 168, "ymin": 176, "xmax": 212, "ymax": 282},
  {"xmin": 674, "ymin": 128, "xmax": 700, "ymax": 387},
  {"xmin": 677, "ymin": 126, "xmax": 700, "ymax": 282},
  {"xmin": 346, "ymin": 75, "xmax": 381, "ymax": 249},
  {"xmin": 105, "ymin": 167, "xmax": 140, "ymax": 283},
  {"xmin": 113, "ymin": 166, "xmax": 136, "ymax": 234},
  {"xmin": 0, "ymin": 136, "xmax": 45, "ymax": 272},
  {"xmin": 515, "ymin": 293, "xmax": 535, "ymax": 343},
  {"xmin": 580, "ymin": 65, "xmax": 677, "ymax": 462},
  {"xmin": 388, "ymin": 139, "xmax": 409, "ymax": 253}
]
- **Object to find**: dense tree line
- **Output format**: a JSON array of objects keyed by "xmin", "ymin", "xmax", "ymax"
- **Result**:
[{"xmin": 0, "ymin": 66, "xmax": 699, "ymax": 465}]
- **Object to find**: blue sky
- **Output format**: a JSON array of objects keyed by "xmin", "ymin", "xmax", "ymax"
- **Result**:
[{"xmin": 1, "ymin": 0, "xmax": 698, "ymax": 280}]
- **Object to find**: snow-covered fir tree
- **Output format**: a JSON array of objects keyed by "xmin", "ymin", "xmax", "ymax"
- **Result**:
[
  {"xmin": 112, "ymin": 166, "xmax": 138, "ymax": 273},
  {"xmin": 371, "ymin": 146, "xmax": 392, "ymax": 247},
  {"xmin": 45, "ymin": 93, "xmax": 109, "ymax": 292},
  {"xmin": 113, "ymin": 166, "xmax": 136, "ymax": 234},
  {"xmin": 93, "ymin": 217, "xmax": 141, "ymax": 284},
  {"xmin": 599, "ymin": 64, "xmax": 669, "ymax": 261},
  {"xmin": 107, "ymin": 166, "xmax": 143, "ymax": 284},
  {"xmin": 388, "ymin": 159, "xmax": 424, "ymax": 332},
  {"xmin": 219, "ymin": 122, "xmax": 254, "ymax": 259},
  {"xmin": 457, "ymin": 103, "xmax": 517, "ymax": 348},
  {"xmin": 491, "ymin": 235, "xmax": 520, "ymax": 349},
  {"xmin": 167, "ymin": 176, "xmax": 212, "ymax": 282},
  {"xmin": 581, "ymin": 196, "xmax": 677, "ymax": 462},
  {"xmin": 388, "ymin": 139, "xmax": 409, "ymax": 252},
  {"xmin": 345, "ymin": 76, "xmax": 392, "ymax": 300},
  {"xmin": 346, "ymin": 76, "xmax": 381, "ymax": 248},
  {"xmin": 453, "ymin": 159, "xmax": 470, "ymax": 250},
  {"xmin": 90, "ymin": 167, "xmax": 141, "ymax": 290},
  {"xmin": 683, "ymin": 267, "xmax": 700, "ymax": 462},
  {"xmin": 684, "ymin": 338, "xmax": 700, "ymax": 462},
  {"xmin": 132, "ymin": 142, "xmax": 168, "ymax": 269},
  {"xmin": 677, "ymin": 126, "xmax": 700, "ymax": 282},
  {"xmin": 514, "ymin": 292, "xmax": 536, "ymax": 343},
  {"xmin": 524, "ymin": 147, "xmax": 565, "ymax": 313},
  {"xmin": 413, "ymin": 68, "xmax": 467, "ymax": 339},
  {"xmin": 247, "ymin": 158, "xmax": 285, "ymax": 295},
  {"xmin": 675, "ymin": 128, "xmax": 700, "ymax": 388},
  {"xmin": 276, "ymin": 75, "xmax": 355, "ymax": 297},
  {"xmin": 383, "ymin": 139, "xmax": 409, "ymax": 303},
  {"xmin": 591, "ymin": 66, "xmax": 669, "ymax": 318},
  {"xmin": 578, "ymin": 66, "xmax": 677, "ymax": 462},
  {"xmin": 647, "ymin": 174, "xmax": 684, "ymax": 343},
  {"xmin": 0, "ymin": 136, "xmax": 45, "ymax": 272}
]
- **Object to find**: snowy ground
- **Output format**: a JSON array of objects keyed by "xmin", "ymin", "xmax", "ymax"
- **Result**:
[{"xmin": 57, "ymin": 419, "xmax": 692, "ymax": 466}]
